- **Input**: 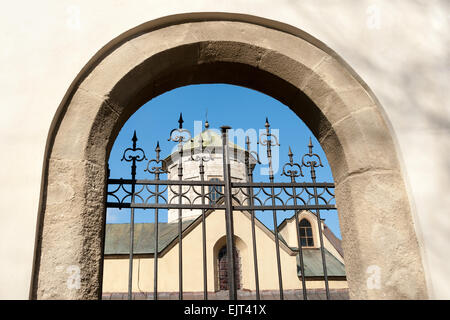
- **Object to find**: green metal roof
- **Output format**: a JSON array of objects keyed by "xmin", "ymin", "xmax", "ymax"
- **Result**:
[
  {"xmin": 104, "ymin": 221, "xmax": 195, "ymax": 255},
  {"xmin": 296, "ymin": 248, "xmax": 346, "ymax": 277}
]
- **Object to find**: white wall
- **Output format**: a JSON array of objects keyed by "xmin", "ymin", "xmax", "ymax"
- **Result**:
[{"xmin": 0, "ymin": 0, "xmax": 448, "ymax": 299}]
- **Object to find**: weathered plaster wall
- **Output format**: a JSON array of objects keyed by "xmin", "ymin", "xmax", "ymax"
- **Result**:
[{"xmin": 0, "ymin": 0, "xmax": 448, "ymax": 299}]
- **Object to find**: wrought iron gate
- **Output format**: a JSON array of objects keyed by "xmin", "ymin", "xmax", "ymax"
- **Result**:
[{"xmin": 105, "ymin": 115, "xmax": 337, "ymax": 300}]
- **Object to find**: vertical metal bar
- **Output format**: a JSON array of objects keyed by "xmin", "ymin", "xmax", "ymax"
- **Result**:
[
  {"xmin": 311, "ymin": 172, "xmax": 330, "ymax": 299},
  {"xmin": 191, "ymin": 133, "xmax": 209, "ymax": 300},
  {"xmin": 145, "ymin": 141, "xmax": 165, "ymax": 301},
  {"xmin": 262, "ymin": 119, "xmax": 283, "ymax": 300},
  {"xmin": 200, "ymin": 158, "xmax": 208, "ymax": 300},
  {"xmin": 245, "ymin": 136, "xmax": 260, "ymax": 300},
  {"xmin": 194, "ymin": 134, "xmax": 209, "ymax": 300},
  {"xmin": 178, "ymin": 145, "xmax": 183, "ymax": 300},
  {"xmin": 270, "ymin": 187, "xmax": 283, "ymax": 300},
  {"xmin": 293, "ymin": 207, "xmax": 308, "ymax": 300},
  {"xmin": 221, "ymin": 126, "xmax": 237, "ymax": 300},
  {"xmin": 168, "ymin": 114, "xmax": 191, "ymax": 301},
  {"xmin": 306, "ymin": 138, "xmax": 330, "ymax": 300},
  {"xmin": 293, "ymin": 207, "xmax": 308, "ymax": 298},
  {"xmin": 128, "ymin": 208, "xmax": 135, "ymax": 300},
  {"xmin": 286, "ymin": 147, "xmax": 308, "ymax": 300},
  {"xmin": 128, "ymin": 163, "xmax": 136, "ymax": 300},
  {"xmin": 153, "ymin": 184, "xmax": 159, "ymax": 300},
  {"xmin": 122, "ymin": 131, "xmax": 146, "ymax": 300}
]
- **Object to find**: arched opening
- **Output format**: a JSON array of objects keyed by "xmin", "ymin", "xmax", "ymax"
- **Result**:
[
  {"xmin": 31, "ymin": 13, "xmax": 428, "ymax": 299},
  {"xmin": 218, "ymin": 246, "xmax": 242, "ymax": 291},
  {"xmin": 211, "ymin": 234, "xmax": 248, "ymax": 295},
  {"xmin": 100, "ymin": 83, "xmax": 345, "ymax": 299}
]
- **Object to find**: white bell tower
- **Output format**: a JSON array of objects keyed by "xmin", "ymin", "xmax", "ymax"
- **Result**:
[{"xmin": 164, "ymin": 121, "xmax": 253, "ymax": 223}]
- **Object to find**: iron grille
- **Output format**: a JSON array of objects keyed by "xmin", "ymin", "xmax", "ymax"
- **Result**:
[{"xmin": 105, "ymin": 114, "xmax": 337, "ymax": 300}]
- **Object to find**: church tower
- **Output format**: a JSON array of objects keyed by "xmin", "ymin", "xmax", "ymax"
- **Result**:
[{"xmin": 164, "ymin": 121, "xmax": 255, "ymax": 223}]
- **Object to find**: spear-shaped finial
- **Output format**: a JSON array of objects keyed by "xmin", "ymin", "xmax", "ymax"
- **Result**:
[
  {"xmin": 178, "ymin": 113, "xmax": 184, "ymax": 129},
  {"xmin": 288, "ymin": 146, "xmax": 294, "ymax": 162},
  {"xmin": 155, "ymin": 141, "xmax": 161, "ymax": 161},
  {"xmin": 205, "ymin": 109, "xmax": 209, "ymax": 129},
  {"xmin": 265, "ymin": 117, "xmax": 270, "ymax": 130},
  {"xmin": 132, "ymin": 130, "xmax": 138, "ymax": 149},
  {"xmin": 199, "ymin": 133, "xmax": 204, "ymax": 149},
  {"xmin": 282, "ymin": 145, "xmax": 303, "ymax": 180},
  {"xmin": 245, "ymin": 136, "xmax": 251, "ymax": 150},
  {"xmin": 308, "ymin": 137, "xmax": 313, "ymax": 155}
]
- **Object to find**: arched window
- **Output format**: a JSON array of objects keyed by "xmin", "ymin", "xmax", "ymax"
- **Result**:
[
  {"xmin": 299, "ymin": 219, "xmax": 314, "ymax": 247},
  {"xmin": 217, "ymin": 245, "xmax": 241, "ymax": 290},
  {"xmin": 209, "ymin": 178, "xmax": 223, "ymax": 204}
]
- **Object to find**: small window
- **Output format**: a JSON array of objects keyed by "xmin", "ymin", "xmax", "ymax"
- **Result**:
[
  {"xmin": 299, "ymin": 219, "xmax": 314, "ymax": 247},
  {"xmin": 209, "ymin": 178, "xmax": 223, "ymax": 204}
]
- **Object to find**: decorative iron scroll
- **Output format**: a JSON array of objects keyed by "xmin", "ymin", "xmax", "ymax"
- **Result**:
[
  {"xmin": 107, "ymin": 180, "xmax": 335, "ymax": 210},
  {"xmin": 107, "ymin": 124, "xmax": 335, "ymax": 211},
  {"xmin": 107, "ymin": 169, "xmax": 336, "ymax": 210}
]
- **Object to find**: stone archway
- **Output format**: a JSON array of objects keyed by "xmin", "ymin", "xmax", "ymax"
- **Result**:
[{"xmin": 30, "ymin": 12, "xmax": 428, "ymax": 299}]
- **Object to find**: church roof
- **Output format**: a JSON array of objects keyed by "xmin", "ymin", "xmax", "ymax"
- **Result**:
[
  {"xmin": 180, "ymin": 129, "xmax": 245, "ymax": 153},
  {"xmin": 104, "ymin": 211, "xmax": 346, "ymax": 278},
  {"xmin": 104, "ymin": 221, "xmax": 345, "ymax": 278},
  {"xmin": 164, "ymin": 129, "xmax": 256, "ymax": 166},
  {"xmin": 296, "ymin": 248, "xmax": 346, "ymax": 277},
  {"xmin": 164, "ymin": 129, "xmax": 248, "ymax": 163},
  {"xmin": 104, "ymin": 220, "xmax": 196, "ymax": 255}
]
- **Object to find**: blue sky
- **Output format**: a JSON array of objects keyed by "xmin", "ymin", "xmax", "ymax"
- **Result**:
[{"xmin": 107, "ymin": 84, "xmax": 341, "ymax": 238}]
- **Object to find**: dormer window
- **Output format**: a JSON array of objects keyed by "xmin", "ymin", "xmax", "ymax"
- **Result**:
[{"xmin": 299, "ymin": 219, "xmax": 314, "ymax": 247}]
